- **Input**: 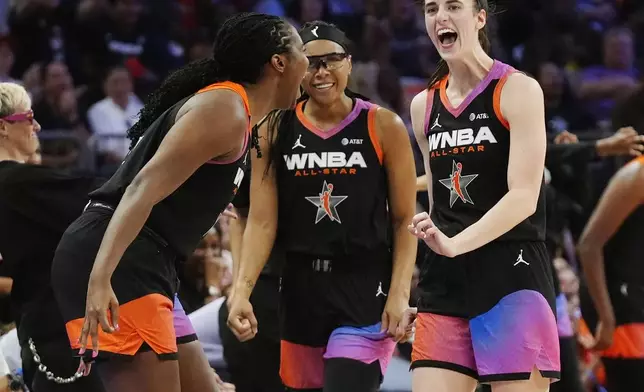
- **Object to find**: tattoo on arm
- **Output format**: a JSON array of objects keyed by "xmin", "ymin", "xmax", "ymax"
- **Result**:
[{"xmin": 244, "ymin": 278, "xmax": 254, "ymax": 290}]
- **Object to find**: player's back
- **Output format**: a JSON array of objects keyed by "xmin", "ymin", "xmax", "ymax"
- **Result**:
[{"xmin": 90, "ymin": 82, "xmax": 250, "ymax": 258}]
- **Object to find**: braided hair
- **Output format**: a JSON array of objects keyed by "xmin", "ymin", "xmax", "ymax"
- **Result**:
[{"xmin": 127, "ymin": 12, "xmax": 295, "ymax": 156}]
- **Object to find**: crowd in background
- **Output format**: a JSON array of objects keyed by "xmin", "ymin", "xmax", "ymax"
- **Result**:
[{"xmin": 0, "ymin": 0, "xmax": 643, "ymax": 391}]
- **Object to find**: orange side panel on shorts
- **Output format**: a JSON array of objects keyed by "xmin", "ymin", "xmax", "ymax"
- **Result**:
[
  {"xmin": 367, "ymin": 106, "xmax": 383, "ymax": 164},
  {"xmin": 601, "ymin": 323, "xmax": 644, "ymax": 359},
  {"xmin": 279, "ymin": 340, "xmax": 325, "ymax": 389},
  {"xmin": 65, "ymin": 293, "xmax": 176, "ymax": 356}
]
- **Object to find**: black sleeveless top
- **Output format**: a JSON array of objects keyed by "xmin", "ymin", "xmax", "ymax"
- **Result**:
[
  {"xmin": 275, "ymin": 98, "xmax": 392, "ymax": 261},
  {"xmin": 90, "ymin": 82, "xmax": 251, "ymax": 258},
  {"xmin": 424, "ymin": 60, "xmax": 546, "ymax": 242}
]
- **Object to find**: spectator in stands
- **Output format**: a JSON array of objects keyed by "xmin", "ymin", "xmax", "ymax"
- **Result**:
[
  {"xmin": 578, "ymin": 26, "xmax": 640, "ymax": 126},
  {"xmin": 0, "ymin": 36, "xmax": 17, "ymax": 84},
  {"xmin": 87, "ymin": 65, "xmax": 143, "ymax": 172},
  {"xmin": 538, "ymin": 61, "xmax": 596, "ymax": 134},
  {"xmin": 286, "ymin": 0, "xmax": 331, "ymax": 29}
]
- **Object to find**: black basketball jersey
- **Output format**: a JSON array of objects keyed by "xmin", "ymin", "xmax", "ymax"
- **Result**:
[
  {"xmin": 276, "ymin": 98, "xmax": 391, "ymax": 260},
  {"xmin": 603, "ymin": 157, "xmax": 644, "ymax": 316},
  {"xmin": 90, "ymin": 82, "xmax": 250, "ymax": 259},
  {"xmin": 424, "ymin": 61, "xmax": 546, "ymax": 241}
]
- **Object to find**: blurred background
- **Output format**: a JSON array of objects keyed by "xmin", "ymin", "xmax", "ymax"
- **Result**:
[{"xmin": 0, "ymin": 0, "xmax": 642, "ymax": 391}]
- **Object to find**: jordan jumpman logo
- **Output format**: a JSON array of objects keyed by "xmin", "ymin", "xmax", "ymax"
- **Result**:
[
  {"xmin": 514, "ymin": 249, "xmax": 529, "ymax": 266},
  {"xmin": 376, "ymin": 282, "xmax": 387, "ymax": 297},
  {"xmin": 431, "ymin": 113, "xmax": 442, "ymax": 129},
  {"xmin": 292, "ymin": 134, "xmax": 306, "ymax": 149}
]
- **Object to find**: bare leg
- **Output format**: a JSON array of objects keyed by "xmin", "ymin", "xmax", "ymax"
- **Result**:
[
  {"xmin": 412, "ymin": 368, "xmax": 478, "ymax": 392},
  {"xmin": 490, "ymin": 367, "xmax": 550, "ymax": 392},
  {"xmin": 177, "ymin": 340, "xmax": 220, "ymax": 392},
  {"xmin": 97, "ymin": 351, "xmax": 180, "ymax": 392}
]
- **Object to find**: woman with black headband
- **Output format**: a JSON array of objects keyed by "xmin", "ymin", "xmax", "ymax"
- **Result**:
[{"xmin": 227, "ymin": 21, "xmax": 418, "ymax": 391}]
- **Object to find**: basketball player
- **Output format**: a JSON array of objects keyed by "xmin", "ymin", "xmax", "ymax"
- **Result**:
[
  {"xmin": 227, "ymin": 21, "xmax": 418, "ymax": 391},
  {"xmin": 50, "ymin": 13, "xmax": 308, "ymax": 392},
  {"xmin": 578, "ymin": 156, "xmax": 644, "ymax": 391},
  {"xmin": 0, "ymin": 82, "xmax": 235, "ymax": 392},
  {"xmin": 406, "ymin": 1, "xmax": 559, "ymax": 391}
]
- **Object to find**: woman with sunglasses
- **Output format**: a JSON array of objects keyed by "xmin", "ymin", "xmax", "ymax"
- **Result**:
[
  {"xmin": 0, "ymin": 82, "xmax": 106, "ymax": 392},
  {"xmin": 227, "ymin": 21, "xmax": 418, "ymax": 391}
]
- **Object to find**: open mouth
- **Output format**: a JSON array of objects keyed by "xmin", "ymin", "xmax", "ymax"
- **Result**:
[{"xmin": 437, "ymin": 28, "xmax": 458, "ymax": 47}]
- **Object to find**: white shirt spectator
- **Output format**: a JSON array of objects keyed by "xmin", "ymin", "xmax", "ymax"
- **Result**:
[{"xmin": 87, "ymin": 93, "xmax": 143, "ymax": 160}]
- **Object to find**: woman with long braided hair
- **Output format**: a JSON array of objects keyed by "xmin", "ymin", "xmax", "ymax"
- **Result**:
[{"xmin": 50, "ymin": 12, "xmax": 308, "ymax": 392}]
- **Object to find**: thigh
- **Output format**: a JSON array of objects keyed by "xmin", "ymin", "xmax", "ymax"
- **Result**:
[
  {"xmin": 550, "ymin": 337, "xmax": 583, "ymax": 392},
  {"xmin": 323, "ymin": 323, "xmax": 396, "ymax": 380},
  {"xmin": 177, "ymin": 341, "xmax": 218, "ymax": 392},
  {"xmin": 411, "ymin": 313, "xmax": 477, "ymax": 381},
  {"xmin": 411, "ymin": 368, "xmax": 478, "ymax": 392},
  {"xmin": 97, "ymin": 351, "xmax": 180, "ymax": 392},
  {"xmin": 323, "ymin": 358, "xmax": 381, "ymax": 392}
]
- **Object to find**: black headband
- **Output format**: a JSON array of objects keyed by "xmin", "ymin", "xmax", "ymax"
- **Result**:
[{"xmin": 300, "ymin": 25, "xmax": 349, "ymax": 52}]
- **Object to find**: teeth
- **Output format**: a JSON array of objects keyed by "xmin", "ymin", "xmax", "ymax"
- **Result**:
[
  {"xmin": 314, "ymin": 83, "xmax": 333, "ymax": 89},
  {"xmin": 438, "ymin": 28, "xmax": 456, "ymax": 36}
]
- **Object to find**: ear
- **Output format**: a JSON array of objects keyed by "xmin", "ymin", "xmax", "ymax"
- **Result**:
[
  {"xmin": 270, "ymin": 54, "xmax": 287, "ymax": 74},
  {"xmin": 0, "ymin": 121, "xmax": 8, "ymax": 138},
  {"xmin": 476, "ymin": 8, "xmax": 487, "ymax": 30}
]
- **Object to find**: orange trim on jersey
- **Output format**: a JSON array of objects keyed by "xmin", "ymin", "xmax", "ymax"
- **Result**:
[
  {"xmin": 367, "ymin": 105, "xmax": 383, "ymax": 164},
  {"xmin": 438, "ymin": 77, "xmax": 451, "ymax": 112},
  {"xmin": 295, "ymin": 101, "xmax": 318, "ymax": 133},
  {"xmin": 65, "ymin": 293, "xmax": 176, "ymax": 357},
  {"xmin": 197, "ymin": 81, "xmax": 251, "ymax": 131},
  {"xmin": 627, "ymin": 155, "xmax": 644, "ymax": 167},
  {"xmin": 493, "ymin": 74, "xmax": 511, "ymax": 130}
]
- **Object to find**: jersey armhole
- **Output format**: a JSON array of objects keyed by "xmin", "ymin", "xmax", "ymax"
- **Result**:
[
  {"xmin": 367, "ymin": 105, "xmax": 384, "ymax": 165},
  {"xmin": 493, "ymin": 72, "xmax": 514, "ymax": 131},
  {"xmin": 423, "ymin": 88, "xmax": 436, "ymax": 137}
]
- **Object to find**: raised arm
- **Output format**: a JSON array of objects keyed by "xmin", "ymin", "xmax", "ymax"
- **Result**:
[
  {"xmin": 449, "ymin": 73, "xmax": 547, "ymax": 255},
  {"xmin": 375, "ymin": 107, "xmax": 418, "ymax": 338},
  {"xmin": 578, "ymin": 158, "xmax": 644, "ymax": 349}
]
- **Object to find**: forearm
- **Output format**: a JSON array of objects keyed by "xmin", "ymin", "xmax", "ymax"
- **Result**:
[
  {"xmin": 389, "ymin": 222, "xmax": 417, "ymax": 297},
  {"xmin": 416, "ymin": 174, "xmax": 427, "ymax": 192},
  {"xmin": 228, "ymin": 215, "xmax": 247, "ymax": 287},
  {"xmin": 452, "ymin": 189, "xmax": 537, "ymax": 255},
  {"xmin": 91, "ymin": 183, "xmax": 154, "ymax": 279},
  {"xmin": 579, "ymin": 246, "xmax": 615, "ymax": 323},
  {"xmin": 233, "ymin": 220, "xmax": 276, "ymax": 299}
]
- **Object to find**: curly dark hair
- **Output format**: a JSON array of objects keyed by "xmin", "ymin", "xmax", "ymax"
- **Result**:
[{"xmin": 127, "ymin": 12, "xmax": 295, "ymax": 153}]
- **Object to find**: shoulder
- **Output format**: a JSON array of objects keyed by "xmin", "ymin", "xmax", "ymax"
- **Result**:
[
  {"xmin": 499, "ymin": 72, "xmax": 544, "ymax": 120},
  {"xmin": 372, "ymin": 105, "xmax": 405, "ymax": 131},
  {"xmin": 410, "ymin": 89, "xmax": 429, "ymax": 118},
  {"xmin": 180, "ymin": 88, "xmax": 249, "ymax": 136}
]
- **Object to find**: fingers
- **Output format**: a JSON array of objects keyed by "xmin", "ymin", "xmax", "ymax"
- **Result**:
[
  {"xmin": 98, "ymin": 307, "xmax": 114, "ymax": 333},
  {"xmin": 226, "ymin": 315, "xmax": 256, "ymax": 342},
  {"xmin": 414, "ymin": 219, "xmax": 434, "ymax": 236},
  {"xmin": 221, "ymin": 210, "xmax": 238, "ymax": 219},
  {"xmin": 109, "ymin": 298, "xmax": 120, "ymax": 331},
  {"xmin": 89, "ymin": 316, "xmax": 99, "ymax": 356},
  {"xmin": 79, "ymin": 317, "xmax": 90, "ymax": 352},
  {"xmin": 380, "ymin": 312, "xmax": 389, "ymax": 333},
  {"xmin": 410, "ymin": 212, "xmax": 429, "ymax": 227},
  {"xmin": 247, "ymin": 310, "xmax": 259, "ymax": 335}
]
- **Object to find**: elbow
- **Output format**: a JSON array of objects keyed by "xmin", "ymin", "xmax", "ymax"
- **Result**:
[
  {"xmin": 577, "ymin": 236, "xmax": 598, "ymax": 263},
  {"xmin": 123, "ymin": 174, "xmax": 157, "ymax": 209},
  {"xmin": 512, "ymin": 188, "xmax": 539, "ymax": 219}
]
